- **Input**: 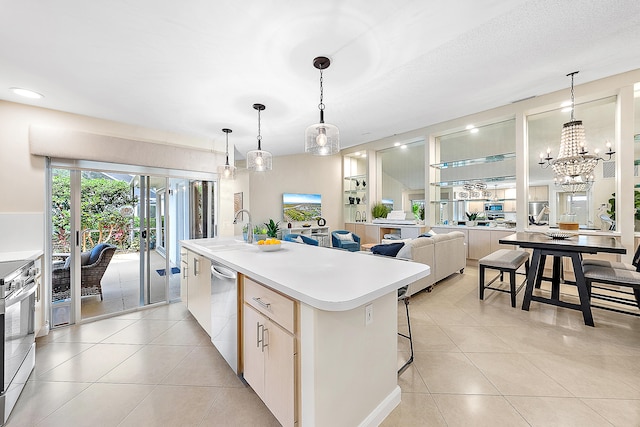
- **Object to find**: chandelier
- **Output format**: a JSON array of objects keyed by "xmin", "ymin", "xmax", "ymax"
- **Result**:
[
  {"xmin": 461, "ymin": 182, "xmax": 490, "ymax": 199},
  {"xmin": 246, "ymin": 103, "xmax": 272, "ymax": 172},
  {"xmin": 305, "ymin": 56, "xmax": 339, "ymax": 155},
  {"xmin": 539, "ymin": 71, "xmax": 614, "ymax": 192}
]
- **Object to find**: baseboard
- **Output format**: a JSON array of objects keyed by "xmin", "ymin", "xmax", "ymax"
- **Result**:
[{"xmin": 358, "ymin": 385, "xmax": 401, "ymax": 427}]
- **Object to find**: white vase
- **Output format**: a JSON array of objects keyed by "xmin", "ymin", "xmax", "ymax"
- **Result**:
[{"xmin": 467, "ymin": 221, "xmax": 476, "ymax": 227}]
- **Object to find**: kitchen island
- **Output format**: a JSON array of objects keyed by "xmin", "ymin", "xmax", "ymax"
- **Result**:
[{"xmin": 180, "ymin": 237, "xmax": 430, "ymax": 427}]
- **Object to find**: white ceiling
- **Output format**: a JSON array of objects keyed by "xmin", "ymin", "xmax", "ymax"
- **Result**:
[{"xmin": 2, "ymin": 0, "xmax": 640, "ymax": 158}]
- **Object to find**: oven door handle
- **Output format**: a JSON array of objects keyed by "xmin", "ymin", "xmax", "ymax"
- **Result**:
[{"xmin": 4, "ymin": 280, "xmax": 37, "ymax": 309}]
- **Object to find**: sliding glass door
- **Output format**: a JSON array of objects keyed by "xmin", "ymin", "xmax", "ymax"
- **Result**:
[{"xmin": 49, "ymin": 163, "xmax": 217, "ymax": 327}]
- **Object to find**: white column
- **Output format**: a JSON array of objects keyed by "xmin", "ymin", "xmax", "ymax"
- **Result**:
[
  {"xmin": 515, "ymin": 111, "xmax": 528, "ymax": 231},
  {"xmin": 616, "ymin": 85, "xmax": 635, "ymax": 262}
]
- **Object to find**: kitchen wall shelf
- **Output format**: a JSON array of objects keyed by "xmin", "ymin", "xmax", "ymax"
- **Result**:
[
  {"xmin": 430, "ymin": 175, "xmax": 516, "ymax": 187},
  {"xmin": 430, "ymin": 152, "xmax": 516, "ymax": 169}
]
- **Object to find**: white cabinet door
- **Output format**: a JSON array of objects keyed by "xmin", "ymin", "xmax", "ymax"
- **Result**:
[
  {"xmin": 264, "ymin": 320, "xmax": 295, "ymax": 427},
  {"xmin": 468, "ymin": 229, "xmax": 492, "ymax": 260},
  {"xmin": 186, "ymin": 251, "xmax": 212, "ymax": 335},
  {"xmin": 243, "ymin": 304, "xmax": 266, "ymax": 400},
  {"xmin": 180, "ymin": 249, "xmax": 188, "ymax": 306},
  {"xmin": 491, "ymin": 230, "xmax": 517, "ymax": 252}
]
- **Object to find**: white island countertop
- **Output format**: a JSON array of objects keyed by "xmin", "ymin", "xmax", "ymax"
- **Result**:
[{"xmin": 181, "ymin": 237, "xmax": 430, "ymax": 311}]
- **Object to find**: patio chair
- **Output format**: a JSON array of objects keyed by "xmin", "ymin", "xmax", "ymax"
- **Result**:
[{"xmin": 52, "ymin": 243, "xmax": 117, "ymax": 301}]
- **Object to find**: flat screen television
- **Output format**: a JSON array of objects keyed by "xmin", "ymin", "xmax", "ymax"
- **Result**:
[{"xmin": 283, "ymin": 193, "xmax": 322, "ymax": 222}]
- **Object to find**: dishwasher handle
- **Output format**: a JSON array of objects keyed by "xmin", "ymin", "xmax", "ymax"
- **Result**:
[{"xmin": 211, "ymin": 265, "xmax": 236, "ymax": 280}]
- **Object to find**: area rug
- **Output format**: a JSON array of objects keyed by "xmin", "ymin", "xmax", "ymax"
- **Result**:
[{"xmin": 156, "ymin": 267, "xmax": 181, "ymax": 276}]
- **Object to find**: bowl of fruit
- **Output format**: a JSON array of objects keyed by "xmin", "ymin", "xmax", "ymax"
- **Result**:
[{"xmin": 257, "ymin": 238, "xmax": 282, "ymax": 252}]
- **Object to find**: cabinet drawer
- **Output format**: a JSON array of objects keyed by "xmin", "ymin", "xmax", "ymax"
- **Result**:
[{"xmin": 244, "ymin": 278, "xmax": 295, "ymax": 333}]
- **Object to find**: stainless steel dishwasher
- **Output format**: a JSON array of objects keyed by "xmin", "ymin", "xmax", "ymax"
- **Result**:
[{"xmin": 210, "ymin": 262, "xmax": 238, "ymax": 373}]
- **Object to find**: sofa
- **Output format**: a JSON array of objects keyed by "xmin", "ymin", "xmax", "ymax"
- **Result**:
[{"xmin": 390, "ymin": 231, "xmax": 466, "ymax": 296}]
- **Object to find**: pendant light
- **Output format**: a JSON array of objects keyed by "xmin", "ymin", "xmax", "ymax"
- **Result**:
[
  {"xmin": 538, "ymin": 71, "xmax": 614, "ymax": 193},
  {"xmin": 246, "ymin": 103, "xmax": 272, "ymax": 171},
  {"xmin": 305, "ymin": 56, "xmax": 339, "ymax": 156},
  {"xmin": 217, "ymin": 128, "xmax": 236, "ymax": 180}
]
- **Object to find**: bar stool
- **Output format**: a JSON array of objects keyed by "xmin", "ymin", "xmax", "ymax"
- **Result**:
[
  {"xmin": 479, "ymin": 249, "xmax": 530, "ymax": 307},
  {"xmin": 397, "ymin": 285, "xmax": 413, "ymax": 375}
]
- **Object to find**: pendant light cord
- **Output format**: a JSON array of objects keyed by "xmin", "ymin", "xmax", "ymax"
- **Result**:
[
  {"xmin": 319, "ymin": 69, "xmax": 325, "ymax": 111},
  {"xmin": 257, "ymin": 108, "xmax": 262, "ymax": 150},
  {"xmin": 567, "ymin": 71, "xmax": 578, "ymax": 121},
  {"xmin": 318, "ymin": 68, "xmax": 325, "ymax": 123},
  {"xmin": 224, "ymin": 132, "xmax": 230, "ymax": 166}
]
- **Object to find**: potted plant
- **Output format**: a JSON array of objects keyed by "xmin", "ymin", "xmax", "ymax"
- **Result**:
[
  {"xmin": 264, "ymin": 219, "xmax": 280, "ymax": 238},
  {"xmin": 466, "ymin": 212, "xmax": 479, "ymax": 227},
  {"xmin": 371, "ymin": 203, "xmax": 390, "ymax": 219},
  {"xmin": 253, "ymin": 225, "xmax": 268, "ymax": 242},
  {"xmin": 607, "ymin": 190, "xmax": 640, "ymax": 231}
]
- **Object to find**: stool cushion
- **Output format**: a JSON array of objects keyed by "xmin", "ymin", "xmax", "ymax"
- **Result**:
[
  {"xmin": 479, "ymin": 249, "xmax": 529, "ymax": 269},
  {"xmin": 583, "ymin": 265, "xmax": 640, "ymax": 285},
  {"xmin": 582, "ymin": 259, "xmax": 636, "ymax": 271}
]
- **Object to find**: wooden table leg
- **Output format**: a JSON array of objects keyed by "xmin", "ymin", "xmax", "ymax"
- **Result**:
[
  {"xmin": 522, "ymin": 249, "xmax": 541, "ymax": 311},
  {"xmin": 535, "ymin": 254, "xmax": 546, "ymax": 289},
  {"xmin": 571, "ymin": 252, "xmax": 594, "ymax": 327},
  {"xmin": 551, "ymin": 256, "xmax": 562, "ymax": 300}
]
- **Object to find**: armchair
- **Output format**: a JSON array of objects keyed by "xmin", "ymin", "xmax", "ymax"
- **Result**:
[
  {"xmin": 283, "ymin": 234, "xmax": 319, "ymax": 246},
  {"xmin": 52, "ymin": 243, "xmax": 117, "ymax": 301},
  {"xmin": 331, "ymin": 230, "xmax": 361, "ymax": 252}
]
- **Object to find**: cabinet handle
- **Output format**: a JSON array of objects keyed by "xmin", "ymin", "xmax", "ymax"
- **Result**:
[
  {"xmin": 257, "ymin": 322, "xmax": 264, "ymax": 351},
  {"xmin": 252, "ymin": 297, "xmax": 271, "ymax": 310},
  {"xmin": 262, "ymin": 327, "xmax": 269, "ymax": 352},
  {"xmin": 193, "ymin": 258, "xmax": 200, "ymax": 276},
  {"xmin": 181, "ymin": 262, "xmax": 188, "ymax": 279}
]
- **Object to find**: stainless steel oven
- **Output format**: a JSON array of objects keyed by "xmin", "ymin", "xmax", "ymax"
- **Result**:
[{"xmin": 0, "ymin": 259, "xmax": 37, "ymax": 426}]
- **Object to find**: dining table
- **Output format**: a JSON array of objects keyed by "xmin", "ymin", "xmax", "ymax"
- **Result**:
[{"xmin": 499, "ymin": 232, "xmax": 626, "ymax": 326}]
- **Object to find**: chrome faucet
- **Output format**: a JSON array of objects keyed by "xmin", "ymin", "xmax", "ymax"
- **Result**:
[{"xmin": 234, "ymin": 209, "xmax": 253, "ymax": 243}]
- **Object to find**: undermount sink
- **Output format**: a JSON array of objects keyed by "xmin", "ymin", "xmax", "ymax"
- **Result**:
[{"xmin": 198, "ymin": 238, "xmax": 252, "ymax": 252}]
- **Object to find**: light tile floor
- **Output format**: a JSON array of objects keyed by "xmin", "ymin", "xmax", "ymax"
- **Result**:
[{"xmin": 9, "ymin": 263, "xmax": 640, "ymax": 426}]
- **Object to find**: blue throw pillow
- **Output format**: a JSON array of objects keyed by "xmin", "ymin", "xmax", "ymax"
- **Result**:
[
  {"xmin": 89, "ymin": 243, "xmax": 110, "ymax": 264},
  {"xmin": 371, "ymin": 242, "xmax": 405, "ymax": 257}
]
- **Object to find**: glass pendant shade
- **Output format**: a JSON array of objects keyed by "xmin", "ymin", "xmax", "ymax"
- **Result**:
[
  {"xmin": 246, "ymin": 149, "xmax": 272, "ymax": 172},
  {"xmin": 305, "ymin": 122, "xmax": 339, "ymax": 155},
  {"xmin": 247, "ymin": 103, "xmax": 272, "ymax": 171},
  {"xmin": 218, "ymin": 164, "xmax": 236, "ymax": 179},
  {"xmin": 218, "ymin": 128, "xmax": 236, "ymax": 179},
  {"xmin": 306, "ymin": 56, "xmax": 340, "ymax": 156}
]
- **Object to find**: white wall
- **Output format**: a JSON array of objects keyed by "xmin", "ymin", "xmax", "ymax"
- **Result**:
[
  {"xmin": 248, "ymin": 153, "xmax": 342, "ymax": 233},
  {"xmin": 0, "ymin": 100, "xmax": 227, "ymax": 248}
]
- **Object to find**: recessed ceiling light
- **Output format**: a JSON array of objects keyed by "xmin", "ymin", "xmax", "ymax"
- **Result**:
[
  {"xmin": 560, "ymin": 100, "xmax": 572, "ymax": 107},
  {"xmin": 394, "ymin": 142, "xmax": 401, "ymax": 147},
  {"xmin": 400, "ymin": 145, "xmax": 407, "ymax": 149},
  {"xmin": 354, "ymin": 152, "xmax": 361, "ymax": 156},
  {"xmin": 10, "ymin": 87, "xmax": 44, "ymax": 99},
  {"xmin": 470, "ymin": 128, "xmax": 479, "ymax": 134},
  {"xmin": 361, "ymin": 153, "xmax": 367, "ymax": 158},
  {"xmin": 465, "ymin": 124, "xmax": 475, "ymax": 130}
]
